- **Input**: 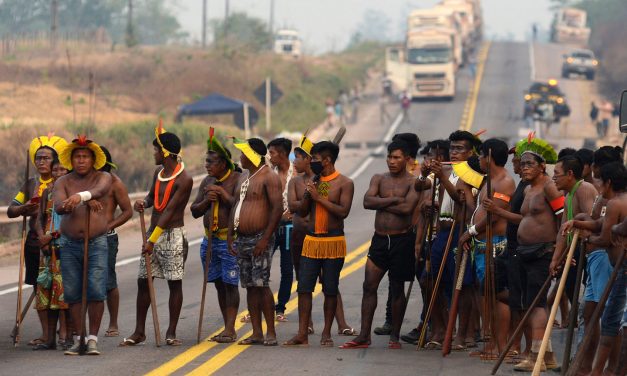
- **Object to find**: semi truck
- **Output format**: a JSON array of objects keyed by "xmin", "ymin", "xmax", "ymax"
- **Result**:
[
  {"xmin": 551, "ymin": 8, "xmax": 591, "ymax": 45},
  {"xmin": 274, "ymin": 29, "xmax": 302, "ymax": 58},
  {"xmin": 406, "ymin": 8, "xmax": 464, "ymax": 67}
]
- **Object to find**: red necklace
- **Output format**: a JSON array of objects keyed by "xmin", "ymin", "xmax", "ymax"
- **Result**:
[{"xmin": 154, "ymin": 163, "xmax": 182, "ymax": 212}]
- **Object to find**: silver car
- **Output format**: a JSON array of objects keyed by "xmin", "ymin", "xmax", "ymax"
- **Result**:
[{"xmin": 561, "ymin": 49, "xmax": 598, "ymax": 80}]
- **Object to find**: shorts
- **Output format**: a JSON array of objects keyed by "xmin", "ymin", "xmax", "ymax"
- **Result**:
[
  {"xmin": 519, "ymin": 243, "xmax": 554, "ymax": 309},
  {"xmin": 290, "ymin": 228, "xmax": 306, "ymax": 280},
  {"xmin": 368, "ymin": 232, "xmax": 416, "ymax": 282},
  {"xmin": 422, "ymin": 228, "xmax": 458, "ymax": 297},
  {"xmin": 59, "ymin": 235, "xmax": 108, "ymax": 304},
  {"xmin": 200, "ymin": 237, "xmax": 239, "ymax": 286},
  {"xmin": 25, "ymin": 238, "xmax": 40, "ymax": 286},
  {"xmin": 139, "ymin": 227, "xmax": 188, "ymax": 281},
  {"xmin": 236, "ymin": 232, "xmax": 274, "ymax": 288},
  {"xmin": 601, "ymin": 261, "xmax": 626, "ymax": 337},
  {"xmin": 298, "ymin": 256, "xmax": 344, "ymax": 296},
  {"xmin": 584, "ymin": 250, "xmax": 612, "ymax": 303},
  {"xmin": 106, "ymin": 231, "xmax": 119, "ymax": 291},
  {"xmin": 508, "ymin": 248, "xmax": 525, "ymax": 310},
  {"xmin": 473, "ymin": 235, "xmax": 508, "ymax": 290}
]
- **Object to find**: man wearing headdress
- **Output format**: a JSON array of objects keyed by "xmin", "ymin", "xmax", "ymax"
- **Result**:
[
  {"xmin": 8, "ymin": 135, "xmax": 67, "ymax": 346},
  {"xmin": 191, "ymin": 129, "xmax": 241, "ymax": 343},
  {"xmin": 228, "ymin": 138, "xmax": 282, "ymax": 346},
  {"xmin": 53, "ymin": 135, "xmax": 112, "ymax": 355},
  {"xmin": 98, "ymin": 146, "xmax": 133, "ymax": 338},
  {"xmin": 509, "ymin": 134, "xmax": 563, "ymax": 371},
  {"xmin": 283, "ymin": 141, "xmax": 354, "ymax": 347},
  {"xmin": 121, "ymin": 124, "xmax": 193, "ymax": 347},
  {"xmin": 267, "ymin": 137, "xmax": 295, "ymax": 322}
]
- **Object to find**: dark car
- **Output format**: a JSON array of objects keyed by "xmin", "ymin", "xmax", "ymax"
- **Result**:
[
  {"xmin": 561, "ymin": 49, "xmax": 598, "ymax": 80},
  {"xmin": 523, "ymin": 80, "xmax": 570, "ymax": 121}
]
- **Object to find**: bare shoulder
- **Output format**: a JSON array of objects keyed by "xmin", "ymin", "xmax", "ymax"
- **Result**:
[
  {"xmin": 263, "ymin": 168, "xmax": 282, "ymax": 184},
  {"xmin": 338, "ymin": 174, "xmax": 354, "ymax": 188}
]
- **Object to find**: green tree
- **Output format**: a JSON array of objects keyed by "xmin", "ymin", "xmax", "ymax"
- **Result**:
[{"xmin": 212, "ymin": 12, "xmax": 272, "ymax": 52}]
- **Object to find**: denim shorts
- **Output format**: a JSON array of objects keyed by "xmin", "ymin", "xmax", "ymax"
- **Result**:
[
  {"xmin": 59, "ymin": 234, "xmax": 108, "ymax": 304},
  {"xmin": 601, "ymin": 261, "xmax": 626, "ymax": 337},
  {"xmin": 106, "ymin": 232, "xmax": 119, "ymax": 291},
  {"xmin": 584, "ymin": 250, "xmax": 612, "ymax": 303}
]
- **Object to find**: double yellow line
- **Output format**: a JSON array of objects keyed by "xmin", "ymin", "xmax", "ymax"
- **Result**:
[
  {"xmin": 146, "ymin": 240, "xmax": 371, "ymax": 376},
  {"xmin": 459, "ymin": 41, "xmax": 492, "ymax": 131}
]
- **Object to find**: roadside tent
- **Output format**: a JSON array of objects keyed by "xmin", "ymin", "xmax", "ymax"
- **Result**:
[{"xmin": 175, "ymin": 93, "xmax": 258, "ymax": 131}]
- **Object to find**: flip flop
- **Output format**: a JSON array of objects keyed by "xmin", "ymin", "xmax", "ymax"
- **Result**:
[
  {"xmin": 424, "ymin": 341, "xmax": 443, "ymax": 350},
  {"xmin": 27, "ymin": 338, "xmax": 45, "ymax": 346},
  {"xmin": 480, "ymin": 352, "xmax": 499, "ymax": 361},
  {"xmin": 32, "ymin": 343, "xmax": 56, "ymax": 351},
  {"xmin": 282, "ymin": 339, "xmax": 309, "ymax": 347},
  {"xmin": 105, "ymin": 329, "xmax": 119, "ymax": 337},
  {"xmin": 388, "ymin": 341, "xmax": 402, "ymax": 349},
  {"xmin": 238, "ymin": 337, "xmax": 264, "ymax": 345},
  {"xmin": 469, "ymin": 350, "xmax": 485, "ymax": 357},
  {"xmin": 263, "ymin": 338, "xmax": 278, "ymax": 347},
  {"xmin": 275, "ymin": 314, "xmax": 288, "ymax": 322},
  {"xmin": 307, "ymin": 327, "xmax": 314, "ymax": 335},
  {"xmin": 166, "ymin": 338, "xmax": 182, "ymax": 346},
  {"xmin": 338, "ymin": 328, "xmax": 357, "ymax": 336},
  {"xmin": 119, "ymin": 337, "xmax": 145, "ymax": 347},
  {"xmin": 320, "ymin": 338, "xmax": 334, "ymax": 348},
  {"xmin": 451, "ymin": 344, "xmax": 467, "ymax": 351},
  {"xmin": 339, "ymin": 340, "xmax": 370, "ymax": 349},
  {"xmin": 214, "ymin": 334, "xmax": 237, "ymax": 343},
  {"xmin": 239, "ymin": 314, "xmax": 251, "ymax": 323}
]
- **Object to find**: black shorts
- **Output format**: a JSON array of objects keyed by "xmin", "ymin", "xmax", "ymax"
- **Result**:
[
  {"xmin": 298, "ymin": 256, "xmax": 344, "ymax": 296},
  {"xmin": 25, "ymin": 242, "xmax": 40, "ymax": 286},
  {"xmin": 368, "ymin": 232, "xmax": 416, "ymax": 282},
  {"xmin": 519, "ymin": 245, "xmax": 553, "ymax": 309},
  {"xmin": 507, "ymin": 248, "xmax": 524, "ymax": 310},
  {"xmin": 495, "ymin": 252, "xmax": 508, "ymax": 294}
]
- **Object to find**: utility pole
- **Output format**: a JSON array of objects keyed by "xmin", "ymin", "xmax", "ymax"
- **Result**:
[
  {"xmin": 202, "ymin": 0, "xmax": 207, "ymax": 48},
  {"xmin": 126, "ymin": 0, "xmax": 137, "ymax": 47},
  {"xmin": 50, "ymin": 0, "xmax": 58, "ymax": 50},
  {"xmin": 269, "ymin": 0, "xmax": 275, "ymax": 48},
  {"xmin": 224, "ymin": 0, "xmax": 230, "ymax": 39}
]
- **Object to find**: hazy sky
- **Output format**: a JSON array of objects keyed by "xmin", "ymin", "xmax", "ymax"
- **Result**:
[{"xmin": 174, "ymin": 0, "xmax": 554, "ymax": 53}]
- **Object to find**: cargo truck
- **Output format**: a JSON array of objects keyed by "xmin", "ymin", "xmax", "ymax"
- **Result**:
[{"xmin": 551, "ymin": 8, "xmax": 590, "ymax": 45}]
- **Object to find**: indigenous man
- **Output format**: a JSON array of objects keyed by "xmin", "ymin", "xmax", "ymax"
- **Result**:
[
  {"xmin": 341, "ymin": 140, "xmax": 419, "ymax": 349},
  {"xmin": 284, "ymin": 141, "xmax": 354, "ymax": 347},
  {"xmin": 54, "ymin": 136, "xmax": 112, "ymax": 355},
  {"xmin": 228, "ymin": 138, "xmax": 282, "ymax": 346},
  {"xmin": 8, "ymin": 135, "xmax": 67, "ymax": 346},
  {"xmin": 575, "ymin": 148, "xmax": 595, "ymax": 184},
  {"xmin": 460, "ymin": 138, "xmax": 516, "ymax": 358},
  {"xmin": 99, "ymin": 146, "xmax": 133, "ymax": 338},
  {"xmin": 122, "ymin": 125, "xmax": 193, "ymax": 347},
  {"xmin": 267, "ymin": 137, "xmax": 294, "ymax": 322},
  {"xmin": 191, "ymin": 132, "xmax": 241, "ymax": 343},
  {"xmin": 509, "ymin": 136, "xmax": 563, "ymax": 371},
  {"xmin": 562, "ymin": 162, "xmax": 626, "ymax": 376}
]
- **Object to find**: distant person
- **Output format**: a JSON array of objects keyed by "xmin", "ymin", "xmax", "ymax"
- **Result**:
[
  {"xmin": 589, "ymin": 101, "xmax": 599, "ymax": 130},
  {"xmin": 325, "ymin": 98, "xmax": 335, "ymax": 128},
  {"xmin": 334, "ymin": 100, "xmax": 344, "ymax": 126},
  {"xmin": 349, "ymin": 88, "xmax": 360, "ymax": 124},
  {"xmin": 532, "ymin": 23, "xmax": 538, "ymax": 41},
  {"xmin": 598, "ymin": 100, "xmax": 613, "ymax": 138},
  {"xmin": 400, "ymin": 91, "xmax": 411, "ymax": 123},
  {"xmin": 380, "ymin": 94, "xmax": 392, "ymax": 126},
  {"xmin": 468, "ymin": 55, "xmax": 477, "ymax": 78}
]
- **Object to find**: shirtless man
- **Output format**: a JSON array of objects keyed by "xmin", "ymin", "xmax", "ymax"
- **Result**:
[
  {"xmin": 99, "ymin": 147, "xmax": 133, "ymax": 338},
  {"xmin": 459, "ymin": 138, "xmax": 516, "ymax": 357},
  {"xmin": 284, "ymin": 141, "xmax": 354, "ymax": 347},
  {"xmin": 267, "ymin": 137, "xmax": 294, "ymax": 321},
  {"xmin": 575, "ymin": 148, "xmax": 594, "ymax": 184},
  {"xmin": 228, "ymin": 138, "xmax": 282, "ymax": 346},
  {"xmin": 562, "ymin": 162, "xmax": 626, "ymax": 376},
  {"xmin": 190, "ymin": 136, "xmax": 240, "ymax": 343},
  {"xmin": 341, "ymin": 140, "xmax": 419, "ymax": 349},
  {"xmin": 53, "ymin": 136, "xmax": 112, "ymax": 355},
  {"xmin": 510, "ymin": 143, "xmax": 563, "ymax": 371},
  {"xmin": 8, "ymin": 135, "xmax": 67, "ymax": 346},
  {"xmin": 122, "ymin": 128, "xmax": 193, "ymax": 347}
]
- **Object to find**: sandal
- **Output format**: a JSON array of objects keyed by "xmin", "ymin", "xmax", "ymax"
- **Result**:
[
  {"xmin": 166, "ymin": 338, "xmax": 182, "ymax": 346},
  {"xmin": 213, "ymin": 334, "xmax": 237, "ymax": 343},
  {"xmin": 320, "ymin": 338, "xmax": 334, "ymax": 348},
  {"xmin": 32, "ymin": 343, "xmax": 56, "ymax": 351},
  {"xmin": 27, "ymin": 338, "xmax": 45, "ymax": 346},
  {"xmin": 283, "ymin": 338, "xmax": 309, "ymax": 347},
  {"xmin": 239, "ymin": 314, "xmax": 251, "ymax": 323},
  {"xmin": 276, "ymin": 313, "xmax": 288, "ymax": 322},
  {"xmin": 263, "ymin": 338, "xmax": 278, "ymax": 346},
  {"xmin": 119, "ymin": 337, "xmax": 146, "ymax": 347},
  {"xmin": 339, "ymin": 340, "xmax": 370, "ymax": 349},
  {"xmin": 451, "ymin": 344, "xmax": 467, "ymax": 351},
  {"xmin": 307, "ymin": 327, "xmax": 314, "ymax": 335},
  {"xmin": 388, "ymin": 341, "xmax": 402, "ymax": 349},
  {"xmin": 338, "ymin": 328, "xmax": 357, "ymax": 336},
  {"xmin": 424, "ymin": 340, "xmax": 443, "ymax": 350},
  {"xmin": 480, "ymin": 352, "xmax": 499, "ymax": 361},
  {"xmin": 238, "ymin": 337, "xmax": 264, "ymax": 345},
  {"xmin": 105, "ymin": 329, "xmax": 119, "ymax": 337}
]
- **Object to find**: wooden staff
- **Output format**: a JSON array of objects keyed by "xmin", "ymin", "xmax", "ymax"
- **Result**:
[
  {"xmin": 483, "ymin": 148, "xmax": 498, "ymax": 354},
  {"xmin": 417, "ymin": 219, "xmax": 457, "ymax": 349},
  {"xmin": 13, "ymin": 149, "xmax": 29, "ymax": 347},
  {"xmin": 561, "ymin": 239, "xmax": 585, "ymax": 374},
  {"xmin": 11, "ymin": 290, "xmax": 35, "ymax": 341},
  {"xmin": 140, "ymin": 212, "xmax": 162, "ymax": 347},
  {"xmin": 532, "ymin": 231, "xmax": 580, "ymax": 375},
  {"xmin": 406, "ymin": 219, "xmax": 429, "ymax": 302},
  {"xmin": 565, "ymin": 248, "xmax": 626, "ymax": 376},
  {"xmin": 442, "ymin": 193, "xmax": 468, "ymax": 356},
  {"xmin": 197, "ymin": 202, "xmax": 215, "ymax": 343},
  {"xmin": 79, "ymin": 211, "xmax": 90, "ymax": 355}
]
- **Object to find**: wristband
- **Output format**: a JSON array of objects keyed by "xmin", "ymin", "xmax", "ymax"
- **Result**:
[
  {"xmin": 148, "ymin": 226, "xmax": 164, "ymax": 244},
  {"xmin": 78, "ymin": 191, "xmax": 92, "ymax": 202},
  {"xmin": 469, "ymin": 225, "xmax": 479, "ymax": 236}
]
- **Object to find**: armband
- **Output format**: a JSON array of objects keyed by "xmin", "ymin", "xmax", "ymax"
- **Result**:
[
  {"xmin": 13, "ymin": 191, "xmax": 26, "ymax": 205},
  {"xmin": 148, "ymin": 226, "xmax": 164, "ymax": 244},
  {"xmin": 493, "ymin": 192, "xmax": 511, "ymax": 203},
  {"xmin": 549, "ymin": 196, "xmax": 565, "ymax": 216},
  {"xmin": 77, "ymin": 191, "xmax": 92, "ymax": 202},
  {"xmin": 469, "ymin": 225, "xmax": 479, "ymax": 236}
]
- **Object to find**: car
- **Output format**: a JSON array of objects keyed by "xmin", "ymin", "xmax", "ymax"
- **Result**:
[
  {"xmin": 523, "ymin": 80, "xmax": 570, "ymax": 121},
  {"xmin": 561, "ymin": 49, "xmax": 598, "ymax": 80}
]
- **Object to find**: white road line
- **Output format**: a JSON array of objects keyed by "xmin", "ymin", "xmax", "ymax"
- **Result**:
[
  {"xmin": 0, "ymin": 237, "xmax": 205, "ymax": 296},
  {"xmin": 529, "ymin": 41, "xmax": 536, "ymax": 81}
]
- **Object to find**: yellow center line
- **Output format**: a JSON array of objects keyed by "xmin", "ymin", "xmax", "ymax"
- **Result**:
[
  {"xmin": 459, "ymin": 41, "xmax": 492, "ymax": 131},
  {"xmin": 145, "ymin": 240, "xmax": 371, "ymax": 376},
  {"xmin": 187, "ymin": 253, "xmax": 370, "ymax": 376}
]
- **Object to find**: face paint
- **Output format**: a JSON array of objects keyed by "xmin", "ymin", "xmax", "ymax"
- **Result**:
[{"xmin": 310, "ymin": 160, "xmax": 324, "ymax": 175}]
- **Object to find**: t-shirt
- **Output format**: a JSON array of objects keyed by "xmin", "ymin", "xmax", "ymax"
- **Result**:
[{"xmin": 506, "ymin": 180, "xmax": 529, "ymax": 251}]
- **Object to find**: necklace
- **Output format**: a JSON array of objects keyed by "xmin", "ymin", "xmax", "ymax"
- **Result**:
[
  {"xmin": 37, "ymin": 176, "xmax": 53, "ymax": 197},
  {"xmin": 154, "ymin": 163, "xmax": 183, "ymax": 212},
  {"xmin": 233, "ymin": 165, "xmax": 266, "ymax": 232},
  {"xmin": 217, "ymin": 169, "xmax": 232, "ymax": 183}
]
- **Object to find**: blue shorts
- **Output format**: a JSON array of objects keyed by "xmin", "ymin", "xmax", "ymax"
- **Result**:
[
  {"xmin": 106, "ymin": 232, "xmax": 119, "ymax": 291},
  {"xmin": 601, "ymin": 261, "xmax": 626, "ymax": 337},
  {"xmin": 59, "ymin": 235, "xmax": 108, "ymax": 304},
  {"xmin": 200, "ymin": 237, "xmax": 239, "ymax": 286},
  {"xmin": 473, "ymin": 235, "xmax": 508, "ymax": 289},
  {"xmin": 584, "ymin": 250, "xmax": 612, "ymax": 303},
  {"xmin": 422, "ymin": 228, "xmax": 457, "ymax": 301}
]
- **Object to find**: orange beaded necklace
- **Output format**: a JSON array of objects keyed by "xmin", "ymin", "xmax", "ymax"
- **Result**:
[{"xmin": 154, "ymin": 163, "xmax": 183, "ymax": 212}]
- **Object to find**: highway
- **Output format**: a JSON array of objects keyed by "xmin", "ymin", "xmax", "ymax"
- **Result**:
[{"xmin": 0, "ymin": 41, "xmax": 595, "ymax": 375}]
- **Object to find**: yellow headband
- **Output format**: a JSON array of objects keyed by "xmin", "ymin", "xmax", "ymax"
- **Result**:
[
  {"xmin": 29, "ymin": 134, "xmax": 68, "ymax": 165},
  {"xmin": 233, "ymin": 138, "xmax": 263, "ymax": 167},
  {"xmin": 296, "ymin": 135, "xmax": 314, "ymax": 156},
  {"xmin": 154, "ymin": 119, "xmax": 180, "ymax": 159}
]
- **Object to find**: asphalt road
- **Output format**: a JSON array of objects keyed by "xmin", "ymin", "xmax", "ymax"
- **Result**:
[{"xmin": 0, "ymin": 40, "xmax": 593, "ymax": 376}]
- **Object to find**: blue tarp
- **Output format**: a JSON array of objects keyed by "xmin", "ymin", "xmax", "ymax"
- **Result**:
[{"xmin": 175, "ymin": 93, "xmax": 258, "ymax": 129}]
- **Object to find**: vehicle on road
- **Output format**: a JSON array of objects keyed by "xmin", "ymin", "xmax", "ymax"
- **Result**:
[
  {"xmin": 274, "ymin": 29, "xmax": 301, "ymax": 58},
  {"xmin": 523, "ymin": 80, "xmax": 570, "ymax": 122},
  {"xmin": 551, "ymin": 7, "xmax": 590, "ymax": 45},
  {"xmin": 561, "ymin": 49, "xmax": 598, "ymax": 80}
]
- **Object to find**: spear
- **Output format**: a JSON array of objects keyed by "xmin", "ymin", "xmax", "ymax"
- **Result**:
[
  {"xmin": 79, "ymin": 211, "xmax": 90, "ymax": 355},
  {"xmin": 140, "ymin": 212, "xmax": 162, "ymax": 347},
  {"xmin": 13, "ymin": 149, "xmax": 30, "ymax": 347},
  {"xmin": 197, "ymin": 201, "xmax": 215, "ymax": 343}
]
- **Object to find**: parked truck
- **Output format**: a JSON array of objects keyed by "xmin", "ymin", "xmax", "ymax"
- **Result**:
[
  {"xmin": 407, "ymin": 8, "xmax": 464, "ymax": 67},
  {"xmin": 274, "ymin": 29, "xmax": 302, "ymax": 58},
  {"xmin": 551, "ymin": 8, "xmax": 590, "ymax": 45}
]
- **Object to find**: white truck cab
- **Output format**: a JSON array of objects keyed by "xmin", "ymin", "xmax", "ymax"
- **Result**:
[{"xmin": 274, "ymin": 29, "xmax": 302, "ymax": 58}]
